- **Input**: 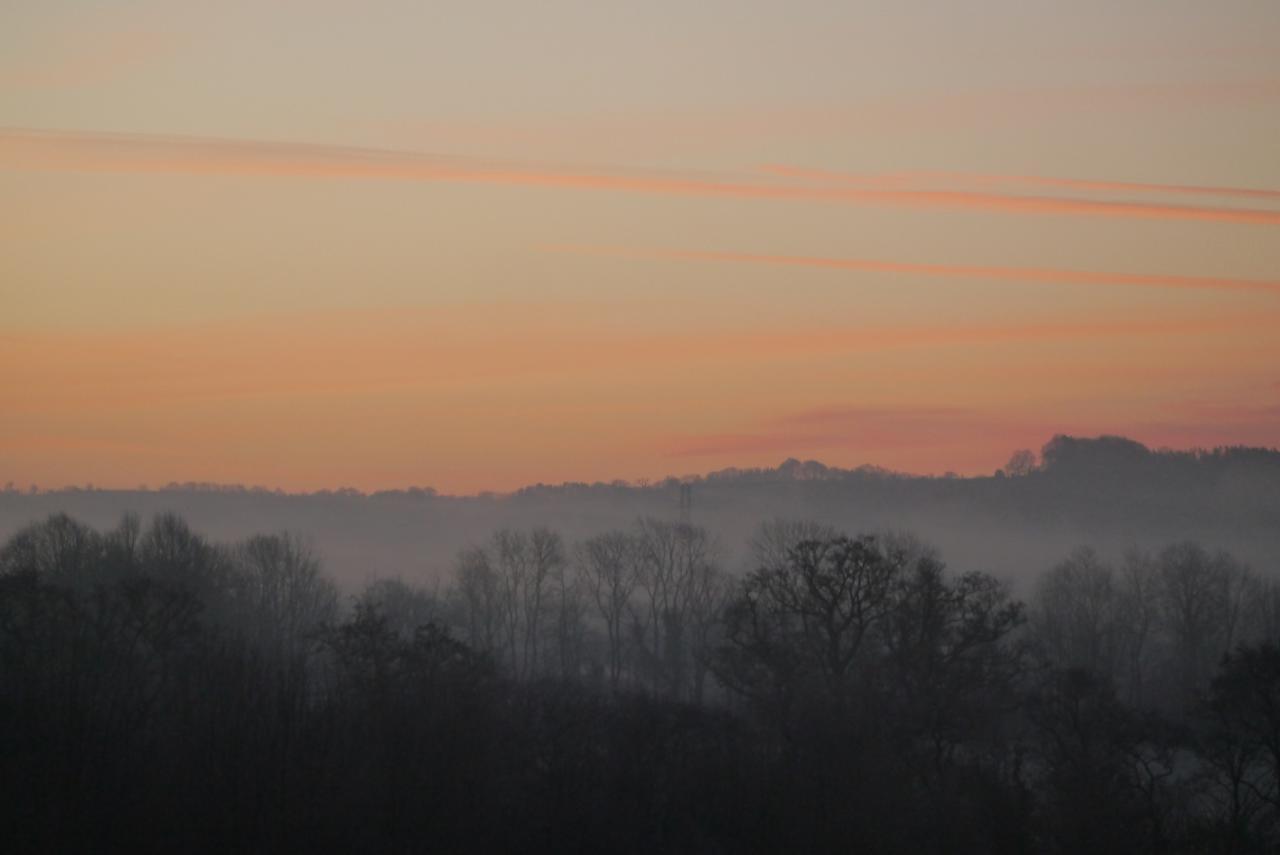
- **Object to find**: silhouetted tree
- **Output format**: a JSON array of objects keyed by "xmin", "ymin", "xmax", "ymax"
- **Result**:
[
  {"xmin": 8, "ymin": 508, "xmax": 1278, "ymax": 853},
  {"xmin": 549, "ymin": 541, "xmax": 589, "ymax": 680},
  {"xmin": 1006, "ymin": 449, "xmax": 1038, "ymax": 477},
  {"xmin": 634, "ymin": 518, "xmax": 719, "ymax": 699},
  {"xmin": 1158, "ymin": 542, "xmax": 1233, "ymax": 706},
  {"xmin": 878, "ymin": 535, "xmax": 1026, "ymax": 772},
  {"xmin": 233, "ymin": 532, "xmax": 337, "ymax": 660},
  {"xmin": 1118, "ymin": 548, "xmax": 1161, "ymax": 708},
  {"xmin": 356, "ymin": 576, "xmax": 437, "ymax": 641},
  {"xmin": 576, "ymin": 530, "xmax": 641, "ymax": 691},
  {"xmin": 1026, "ymin": 668, "xmax": 1176, "ymax": 854},
  {"xmin": 1033, "ymin": 547, "xmax": 1125, "ymax": 685},
  {"xmin": 1196, "ymin": 643, "xmax": 1280, "ymax": 849},
  {"xmin": 749, "ymin": 518, "xmax": 839, "ymax": 573},
  {"xmin": 454, "ymin": 545, "xmax": 501, "ymax": 654}
]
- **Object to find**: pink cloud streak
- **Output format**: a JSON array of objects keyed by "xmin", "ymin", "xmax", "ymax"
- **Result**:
[
  {"xmin": 544, "ymin": 245, "xmax": 1280, "ymax": 297},
  {"xmin": 762, "ymin": 164, "xmax": 1280, "ymax": 203},
  {"xmin": 4, "ymin": 128, "xmax": 1280, "ymax": 225}
]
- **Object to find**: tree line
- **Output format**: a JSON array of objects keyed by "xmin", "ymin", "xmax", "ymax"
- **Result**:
[{"xmin": 3, "ymin": 510, "xmax": 1280, "ymax": 852}]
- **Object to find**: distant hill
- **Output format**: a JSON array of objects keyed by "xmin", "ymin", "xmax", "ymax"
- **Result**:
[{"xmin": 3, "ymin": 435, "xmax": 1278, "ymax": 592}]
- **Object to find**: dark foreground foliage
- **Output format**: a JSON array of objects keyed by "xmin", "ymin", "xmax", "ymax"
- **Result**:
[{"xmin": 3, "ymin": 513, "xmax": 1280, "ymax": 853}]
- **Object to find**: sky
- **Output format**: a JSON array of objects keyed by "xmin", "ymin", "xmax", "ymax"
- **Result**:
[{"xmin": 2, "ymin": 0, "xmax": 1279, "ymax": 493}]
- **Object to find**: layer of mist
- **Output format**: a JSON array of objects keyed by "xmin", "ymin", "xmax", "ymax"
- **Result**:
[{"xmin": 4, "ymin": 435, "xmax": 1277, "ymax": 592}]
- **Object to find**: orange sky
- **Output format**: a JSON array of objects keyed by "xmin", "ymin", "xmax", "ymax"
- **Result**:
[{"xmin": 2, "ymin": 1, "xmax": 1279, "ymax": 492}]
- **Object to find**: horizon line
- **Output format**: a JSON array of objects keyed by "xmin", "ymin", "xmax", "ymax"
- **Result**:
[{"xmin": 5, "ymin": 433, "xmax": 1277, "ymax": 499}]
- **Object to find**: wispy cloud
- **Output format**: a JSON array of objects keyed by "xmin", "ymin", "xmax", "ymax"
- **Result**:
[
  {"xmin": 545, "ymin": 245, "xmax": 1280, "ymax": 297},
  {"xmin": 4, "ymin": 128, "xmax": 1280, "ymax": 225},
  {"xmin": 762, "ymin": 164, "xmax": 1280, "ymax": 203}
]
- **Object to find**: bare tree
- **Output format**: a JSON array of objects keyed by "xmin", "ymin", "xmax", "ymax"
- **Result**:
[
  {"xmin": 492, "ymin": 529, "xmax": 529, "ymax": 677},
  {"xmin": 455, "ymin": 546, "xmax": 501, "ymax": 655},
  {"xmin": 749, "ymin": 518, "xmax": 838, "ymax": 573},
  {"xmin": 0, "ymin": 512, "xmax": 102, "ymax": 587},
  {"xmin": 719, "ymin": 535, "xmax": 901, "ymax": 701},
  {"xmin": 1219, "ymin": 552, "xmax": 1254, "ymax": 654},
  {"xmin": 482, "ymin": 527, "xmax": 565, "ymax": 680},
  {"xmin": 576, "ymin": 531, "xmax": 641, "ymax": 691},
  {"xmin": 550, "ymin": 548, "xmax": 588, "ymax": 681},
  {"xmin": 634, "ymin": 518, "xmax": 719, "ymax": 698},
  {"xmin": 1005, "ymin": 449, "xmax": 1038, "ymax": 477},
  {"xmin": 1117, "ymin": 548, "xmax": 1161, "ymax": 707},
  {"xmin": 1200, "ymin": 643, "xmax": 1280, "ymax": 839},
  {"xmin": 879, "ymin": 544, "xmax": 1025, "ymax": 770},
  {"xmin": 234, "ymin": 532, "xmax": 338, "ymax": 660},
  {"xmin": 1158, "ymin": 541, "xmax": 1230, "ymax": 701},
  {"xmin": 1033, "ymin": 546, "xmax": 1124, "ymax": 684},
  {"xmin": 141, "ymin": 513, "xmax": 233, "ymax": 599},
  {"xmin": 102, "ymin": 512, "xmax": 142, "ymax": 578},
  {"xmin": 526, "ymin": 527, "xmax": 563, "ymax": 679},
  {"xmin": 686, "ymin": 561, "xmax": 731, "ymax": 704},
  {"xmin": 358, "ymin": 577, "xmax": 439, "ymax": 640},
  {"xmin": 1245, "ymin": 575, "xmax": 1280, "ymax": 644}
]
